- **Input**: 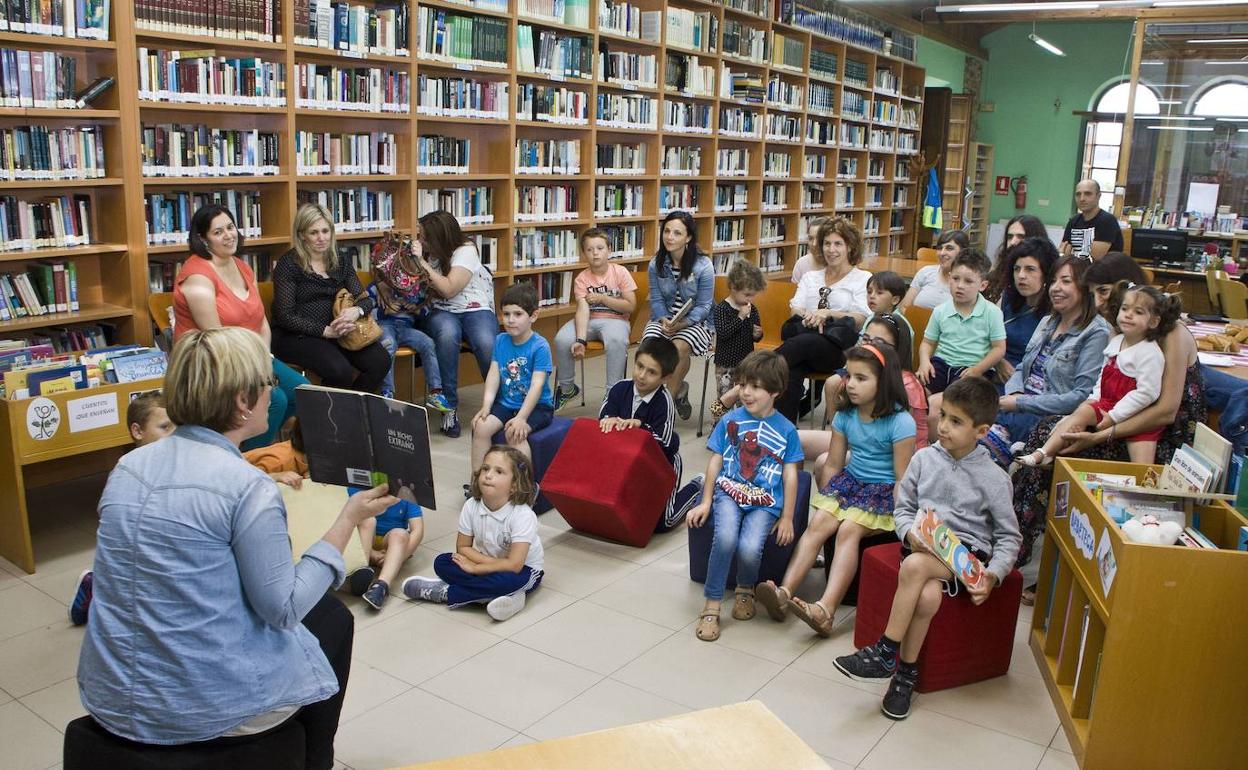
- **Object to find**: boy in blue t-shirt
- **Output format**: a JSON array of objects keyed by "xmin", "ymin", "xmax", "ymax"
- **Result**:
[
  {"xmin": 471, "ymin": 282, "xmax": 555, "ymax": 472},
  {"xmin": 345, "ymin": 486, "xmax": 424, "ymax": 610},
  {"xmin": 687, "ymin": 350, "xmax": 804, "ymax": 642}
]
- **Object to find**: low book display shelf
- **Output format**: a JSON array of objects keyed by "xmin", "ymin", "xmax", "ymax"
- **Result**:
[{"xmin": 1033, "ymin": 458, "xmax": 1248, "ymax": 768}]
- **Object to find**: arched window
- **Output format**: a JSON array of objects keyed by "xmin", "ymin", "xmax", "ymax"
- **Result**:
[
  {"xmin": 1095, "ymin": 81, "xmax": 1160, "ymax": 115},
  {"xmin": 1193, "ymin": 82, "xmax": 1248, "ymax": 117}
]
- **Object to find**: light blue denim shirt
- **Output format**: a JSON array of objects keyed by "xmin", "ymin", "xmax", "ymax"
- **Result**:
[
  {"xmin": 1005, "ymin": 312, "xmax": 1112, "ymax": 416},
  {"xmin": 77, "ymin": 425, "xmax": 345, "ymax": 745},
  {"xmin": 648, "ymin": 253, "xmax": 715, "ymax": 328}
]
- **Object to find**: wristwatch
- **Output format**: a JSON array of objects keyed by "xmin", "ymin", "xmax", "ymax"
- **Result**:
[{"xmin": 575, "ymin": 337, "xmax": 588, "ymax": 345}]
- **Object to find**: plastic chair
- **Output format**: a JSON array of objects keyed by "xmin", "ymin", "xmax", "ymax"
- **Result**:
[
  {"xmin": 1217, "ymin": 277, "xmax": 1248, "ymax": 319},
  {"xmin": 916, "ymin": 247, "xmax": 939, "ymax": 264},
  {"xmin": 147, "ymin": 292, "xmax": 174, "ymax": 334},
  {"xmin": 902, "ymin": 305, "xmax": 933, "ymax": 372},
  {"xmin": 1205, "ymin": 268, "xmax": 1224, "ymax": 316}
]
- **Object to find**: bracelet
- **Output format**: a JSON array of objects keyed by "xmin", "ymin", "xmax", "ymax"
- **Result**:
[
  {"xmin": 1109, "ymin": 424, "xmax": 1117, "ymax": 440},
  {"xmin": 575, "ymin": 337, "xmax": 587, "ymax": 345}
]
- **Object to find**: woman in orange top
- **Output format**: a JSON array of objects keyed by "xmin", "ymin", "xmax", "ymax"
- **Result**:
[{"xmin": 173, "ymin": 204, "xmax": 307, "ymax": 449}]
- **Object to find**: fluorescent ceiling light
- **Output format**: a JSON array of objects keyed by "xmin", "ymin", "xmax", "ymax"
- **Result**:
[
  {"xmin": 1155, "ymin": 1, "xmax": 1248, "ymax": 6},
  {"xmin": 1146, "ymin": 125, "xmax": 1213, "ymax": 131},
  {"xmin": 1217, "ymin": 117, "xmax": 1248, "ymax": 121},
  {"xmin": 1158, "ymin": 99, "xmax": 1183, "ymax": 104},
  {"xmin": 1030, "ymin": 33, "xmax": 1066, "ymax": 55},
  {"xmin": 1188, "ymin": 38, "xmax": 1248, "ymax": 43},
  {"xmin": 1138, "ymin": 115, "xmax": 1204, "ymax": 120},
  {"xmin": 937, "ymin": 2, "xmax": 1103, "ymax": 12}
]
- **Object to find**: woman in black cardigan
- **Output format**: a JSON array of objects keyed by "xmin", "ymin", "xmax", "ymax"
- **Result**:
[{"xmin": 271, "ymin": 203, "xmax": 391, "ymax": 393}]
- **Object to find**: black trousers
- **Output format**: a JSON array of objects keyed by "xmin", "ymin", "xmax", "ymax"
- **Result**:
[
  {"xmin": 295, "ymin": 592, "xmax": 354, "ymax": 770},
  {"xmin": 775, "ymin": 332, "xmax": 847, "ymax": 422},
  {"xmin": 273, "ymin": 332, "xmax": 391, "ymax": 394}
]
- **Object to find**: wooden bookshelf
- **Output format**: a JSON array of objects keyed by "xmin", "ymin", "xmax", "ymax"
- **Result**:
[{"xmin": 1034, "ymin": 458, "xmax": 1248, "ymax": 768}]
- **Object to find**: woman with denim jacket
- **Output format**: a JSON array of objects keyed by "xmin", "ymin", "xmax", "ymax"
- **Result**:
[
  {"xmin": 642, "ymin": 210, "xmax": 715, "ymax": 419},
  {"xmin": 77, "ymin": 327, "xmax": 396, "ymax": 769}
]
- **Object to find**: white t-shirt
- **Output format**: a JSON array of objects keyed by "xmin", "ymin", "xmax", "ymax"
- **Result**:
[
  {"xmin": 457, "ymin": 498, "xmax": 545, "ymax": 572},
  {"xmin": 791, "ymin": 254, "xmax": 817, "ymax": 284},
  {"xmin": 908, "ymin": 264, "xmax": 952, "ymax": 309},
  {"xmin": 433, "ymin": 243, "xmax": 495, "ymax": 313},
  {"xmin": 792, "ymin": 267, "xmax": 871, "ymax": 317}
]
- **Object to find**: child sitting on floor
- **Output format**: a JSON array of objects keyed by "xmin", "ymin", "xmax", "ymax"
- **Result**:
[
  {"xmin": 1020, "ymin": 281, "xmax": 1179, "ymax": 466},
  {"xmin": 757, "ymin": 343, "xmax": 916, "ymax": 637},
  {"xmin": 599, "ymin": 337, "xmax": 705, "ymax": 531},
  {"xmin": 402, "ymin": 446, "xmax": 543, "ymax": 622},
  {"xmin": 709, "ymin": 260, "xmax": 767, "ymax": 421},
  {"xmin": 344, "ymin": 485, "xmax": 424, "ymax": 610},
  {"xmin": 834, "ymin": 377, "xmax": 1020, "ymax": 720},
  {"xmin": 241, "ymin": 417, "xmax": 309, "ymax": 489},
  {"xmin": 70, "ymin": 391, "xmax": 175, "ymax": 625},
  {"xmin": 687, "ymin": 350, "xmax": 804, "ymax": 642}
]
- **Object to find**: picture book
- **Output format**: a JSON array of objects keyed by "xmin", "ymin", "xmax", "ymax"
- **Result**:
[
  {"xmin": 1184, "ymin": 526, "xmax": 1218, "ymax": 550},
  {"xmin": 0, "ymin": 344, "xmax": 54, "ymax": 372},
  {"xmin": 913, "ymin": 506, "xmax": 986, "ymax": 590},
  {"xmin": 27, "ymin": 364, "xmax": 88, "ymax": 395},
  {"xmin": 294, "ymin": 385, "xmax": 436, "ymax": 510},
  {"xmin": 1238, "ymin": 526, "xmax": 1247, "ymax": 551},
  {"xmin": 668, "ymin": 298, "xmax": 694, "ymax": 324},
  {"xmin": 1193, "ymin": 424, "xmax": 1232, "ymax": 492},
  {"xmin": 1160, "ymin": 446, "xmax": 1215, "ymax": 494},
  {"xmin": 110, "ymin": 349, "xmax": 168, "ymax": 383}
]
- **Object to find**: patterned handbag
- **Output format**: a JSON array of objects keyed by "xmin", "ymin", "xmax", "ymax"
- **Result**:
[{"xmin": 371, "ymin": 232, "xmax": 433, "ymax": 317}]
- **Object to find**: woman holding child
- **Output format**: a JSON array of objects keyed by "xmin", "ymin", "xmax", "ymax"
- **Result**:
[
  {"xmin": 642, "ymin": 210, "xmax": 716, "ymax": 420},
  {"xmin": 1010, "ymin": 256, "xmax": 1205, "ymax": 582},
  {"xmin": 77, "ymin": 326, "xmax": 396, "ymax": 769},
  {"xmin": 775, "ymin": 217, "xmax": 871, "ymax": 422},
  {"xmin": 271, "ymin": 203, "xmax": 392, "ymax": 394},
  {"xmin": 173, "ymin": 204, "xmax": 307, "ymax": 450}
]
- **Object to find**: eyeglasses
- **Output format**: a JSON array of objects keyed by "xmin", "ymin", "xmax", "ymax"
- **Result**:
[{"xmin": 860, "ymin": 334, "xmax": 896, "ymax": 348}]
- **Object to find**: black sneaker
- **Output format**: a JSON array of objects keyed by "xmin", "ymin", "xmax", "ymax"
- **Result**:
[
  {"xmin": 881, "ymin": 665, "xmax": 918, "ymax": 720},
  {"xmin": 674, "ymin": 382, "xmax": 692, "ymax": 420},
  {"xmin": 833, "ymin": 643, "xmax": 898, "ymax": 682},
  {"xmin": 362, "ymin": 580, "xmax": 389, "ymax": 610},
  {"xmin": 554, "ymin": 383, "xmax": 580, "ymax": 411},
  {"xmin": 441, "ymin": 411, "xmax": 461, "ymax": 438},
  {"xmin": 347, "ymin": 567, "xmax": 376, "ymax": 596}
]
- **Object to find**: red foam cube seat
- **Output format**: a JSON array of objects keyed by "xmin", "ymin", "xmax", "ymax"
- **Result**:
[
  {"xmin": 540, "ymin": 418, "xmax": 676, "ymax": 547},
  {"xmin": 854, "ymin": 542, "xmax": 1023, "ymax": 693}
]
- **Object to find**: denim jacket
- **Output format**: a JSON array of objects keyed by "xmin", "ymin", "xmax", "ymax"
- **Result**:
[
  {"xmin": 648, "ymin": 253, "xmax": 715, "ymax": 328},
  {"xmin": 1005, "ymin": 313, "xmax": 1112, "ymax": 416},
  {"xmin": 78, "ymin": 426, "xmax": 345, "ymax": 744}
]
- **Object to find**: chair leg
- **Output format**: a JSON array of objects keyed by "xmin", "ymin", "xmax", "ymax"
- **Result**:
[
  {"xmin": 807, "ymin": 379, "xmax": 817, "ymax": 430},
  {"xmin": 696, "ymin": 356, "xmax": 711, "ymax": 437},
  {"xmin": 580, "ymin": 355, "xmax": 586, "ymax": 406}
]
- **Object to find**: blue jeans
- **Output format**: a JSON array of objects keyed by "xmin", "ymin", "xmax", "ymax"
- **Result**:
[
  {"xmin": 703, "ymin": 489, "xmax": 775, "ymax": 601},
  {"xmin": 434, "ymin": 552, "xmax": 542, "ymax": 608},
  {"xmin": 242, "ymin": 358, "xmax": 308, "ymax": 452},
  {"xmin": 420, "ymin": 309, "xmax": 497, "ymax": 410},
  {"xmin": 378, "ymin": 315, "xmax": 441, "ymax": 396},
  {"xmin": 1202, "ymin": 364, "xmax": 1248, "ymax": 455}
]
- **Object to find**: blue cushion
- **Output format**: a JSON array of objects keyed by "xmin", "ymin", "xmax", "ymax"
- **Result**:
[{"xmin": 493, "ymin": 416, "xmax": 573, "ymax": 514}]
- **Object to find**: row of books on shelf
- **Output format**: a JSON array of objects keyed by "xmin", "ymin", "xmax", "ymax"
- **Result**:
[
  {"xmin": 599, "ymin": 51, "xmax": 655, "ymax": 89},
  {"xmin": 0, "ymin": 341, "xmax": 165, "ymax": 401},
  {"xmin": 293, "ymin": 1, "xmax": 410, "ymax": 58},
  {"xmin": 513, "ymin": 227, "xmax": 577, "ymax": 270},
  {"xmin": 663, "ymin": 101, "xmax": 712, "ymax": 134},
  {"xmin": 294, "ymin": 63, "xmax": 409, "ymax": 113},
  {"xmin": 519, "ymin": 0, "xmax": 589, "ymax": 27},
  {"xmin": 0, "ymin": 125, "xmax": 105, "ymax": 182},
  {"xmin": 663, "ymin": 53, "xmax": 714, "ymax": 97},
  {"xmin": 513, "ymin": 270, "xmax": 573, "ymax": 308},
  {"xmin": 0, "ymin": 194, "xmax": 92, "ymax": 253},
  {"xmin": 599, "ymin": 1, "xmax": 659, "ymax": 43},
  {"xmin": 416, "ymin": 134, "xmax": 469, "ymax": 175},
  {"xmin": 593, "ymin": 184, "xmax": 642, "ymax": 218},
  {"xmin": 0, "ymin": 262, "xmax": 79, "ymax": 321},
  {"xmin": 1, "ymin": 48, "xmax": 79, "ymax": 109},
  {"xmin": 517, "ymin": 82, "xmax": 588, "ymax": 124},
  {"xmin": 135, "ymin": 0, "xmax": 275, "ymax": 43},
  {"xmin": 297, "ymin": 188, "xmax": 395, "ymax": 232},
  {"xmin": 136, "ymin": 48, "xmax": 286, "ymax": 107},
  {"xmin": 416, "ymin": 74, "xmax": 508, "ymax": 119},
  {"xmin": 0, "ymin": 0, "xmax": 110, "ymax": 40},
  {"xmin": 517, "ymin": 24, "xmax": 592, "ymax": 81},
  {"xmin": 517, "ymin": 138, "xmax": 581, "ymax": 175},
  {"xmin": 145, "ymin": 190, "xmax": 261, "ymax": 246},
  {"xmin": 417, "ymin": 187, "xmax": 493, "ymax": 225},
  {"xmin": 596, "ymin": 92, "xmax": 655, "ymax": 130},
  {"xmin": 784, "ymin": 1, "xmax": 916, "ymax": 63},
  {"xmin": 139, "ymin": 125, "xmax": 280, "ymax": 178},
  {"xmin": 417, "ymin": 7, "xmax": 508, "ymax": 69},
  {"xmin": 147, "ymin": 241, "xmax": 377, "ymax": 293},
  {"xmin": 594, "ymin": 142, "xmax": 642, "ymax": 176},
  {"xmin": 666, "ymin": 6, "xmax": 717, "ymax": 54},
  {"xmin": 515, "ymin": 184, "xmax": 579, "ymax": 223},
  {"xmin": 296, "ymin": 130, "xmax": 397, "ymax": 176}
]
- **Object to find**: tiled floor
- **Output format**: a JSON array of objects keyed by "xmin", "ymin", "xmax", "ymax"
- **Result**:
[{"xmin": 0, "ymin": 356, "xmax": 1074, "ymax": 770}]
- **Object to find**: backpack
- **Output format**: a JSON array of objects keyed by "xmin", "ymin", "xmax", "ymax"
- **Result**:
[{"xmin": 371, "ymin": 232, "xmax": 433, "ymax": 318}]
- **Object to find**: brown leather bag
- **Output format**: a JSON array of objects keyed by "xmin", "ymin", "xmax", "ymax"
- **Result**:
[{"xmin": 332, "ymin": 289, "xmax": 382, "ymax": 351}]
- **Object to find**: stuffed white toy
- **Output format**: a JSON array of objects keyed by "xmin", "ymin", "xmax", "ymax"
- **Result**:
[{"xmin": 1121, "ymin": 515, "xmax": 1182, "ymax": 545}]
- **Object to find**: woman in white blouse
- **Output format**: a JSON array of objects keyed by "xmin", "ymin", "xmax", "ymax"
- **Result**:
[
  {"xmin": 775, "ymin": 217, "xmax": 871, "ymax": 421},
  {"xmin": 900, "ymin": 229, "xmax": 969, "ymax": 311}
]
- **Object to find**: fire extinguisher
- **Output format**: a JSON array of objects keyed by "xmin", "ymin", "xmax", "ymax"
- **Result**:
[{"xmin": 1011, "ymin": 175, "xmax": 1028, "ymax": 210}]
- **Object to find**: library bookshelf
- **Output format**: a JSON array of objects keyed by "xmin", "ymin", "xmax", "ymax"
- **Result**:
[{"xmin": 1033, "ymin": 458, "xmax": 1248, "ymax": 768}]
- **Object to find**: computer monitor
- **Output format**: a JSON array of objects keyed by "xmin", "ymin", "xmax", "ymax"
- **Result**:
[{"xmin": 1130, "ymin": 229, "xmax": 1188, "ymax": 263}]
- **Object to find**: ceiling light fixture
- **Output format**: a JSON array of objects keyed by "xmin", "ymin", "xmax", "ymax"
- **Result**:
[
  {"xmin": 1187, "ymin": 38, "xmax": 1248, "ymax": 43},
  {"xmin": 1155, "ymin": 1, "xmax": 1248, "ymax": 7},
  {"xmin": 1137, "ymin": 115, "xmax": 1205, "ymax": 120},
  {"xmin": 935, "ymin": 2, "xmax": 1103, "ymax": 12},
  {"xmin": 1030, "ymin": 33, "xmax": 1067, "ymax": 55},
  {"xmin": 1145, "ymin": 125, "xmax": 1214, "ymax": 131}
]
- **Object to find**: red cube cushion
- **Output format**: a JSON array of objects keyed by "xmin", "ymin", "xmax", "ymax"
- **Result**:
[
  {"xmin": 854, "ymin": 542, "xmax": 1023, "ymax": 693},
  {"xmin": 541, "ymin": 418, "xmax": 676, "ymax": 547}
]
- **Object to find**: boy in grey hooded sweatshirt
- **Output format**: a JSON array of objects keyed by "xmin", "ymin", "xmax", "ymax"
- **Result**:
[{"xmin": 834, "ymin": 376, "xmax": 1021, "ymax": 720}]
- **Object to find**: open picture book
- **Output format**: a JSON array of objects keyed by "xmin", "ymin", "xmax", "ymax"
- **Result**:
[{"xmin": 294, "ymin": 385, "xmax": 437, "ymax": 510}]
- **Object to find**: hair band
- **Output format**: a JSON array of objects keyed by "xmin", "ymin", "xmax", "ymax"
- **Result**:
[{"xmin": 861, "ymin": 344, "xmax": 887, "ymax": 368}]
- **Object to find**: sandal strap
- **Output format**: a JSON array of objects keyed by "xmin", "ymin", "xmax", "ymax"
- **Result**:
[{"xmin": 699, "ymin": 612, "xmax": 720, "ymax": 621}]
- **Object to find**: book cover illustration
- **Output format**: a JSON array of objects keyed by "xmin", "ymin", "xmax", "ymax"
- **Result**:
[
  {"xmin": 295, "ymin": 385, "xmax": 436, "ymax": 510},
  {"xmin": 913, "ymin": 506, "xmax": 986, "ymax": 590}
]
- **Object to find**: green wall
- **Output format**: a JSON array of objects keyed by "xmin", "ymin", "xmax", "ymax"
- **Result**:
[
  {"xmin": 917, "ymin": 35, "xmax": 968, "ymax": 91},
  {"xmin": 978, "ymin": 21, "xmax": 1135, "ymax": 226}
]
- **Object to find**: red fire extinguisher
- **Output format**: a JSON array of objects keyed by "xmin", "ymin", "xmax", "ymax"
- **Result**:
[{"xmin": 1011, "ymin": 175, "xmax": 1028, "ymax": 210}]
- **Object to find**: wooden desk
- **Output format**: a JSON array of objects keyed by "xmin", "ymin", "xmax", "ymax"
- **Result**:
[
  {"xmin": 396, "ymin": 701, "xmax": 827, "ymax": 770},
  {"xmin": 1148, "ymin": 266, "xmax": 1215, "ymax": 315}
]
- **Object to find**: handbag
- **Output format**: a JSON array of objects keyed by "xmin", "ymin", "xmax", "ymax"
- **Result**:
[
  {"xmin": 780, "ymin": 313, "xmax": 859, "ymax": 350},
  {"xmin": 370, "ymin": 232, "xmax": 433, "ymax": 317},
  {"xmin": 332, "ymin": 288, "xmax": 382, "ymax": 351}
]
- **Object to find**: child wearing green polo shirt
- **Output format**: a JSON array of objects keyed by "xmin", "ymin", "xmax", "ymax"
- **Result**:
[{"xmin": 917, "ymin": 249, "xmax": 1005, "ymax": 429}]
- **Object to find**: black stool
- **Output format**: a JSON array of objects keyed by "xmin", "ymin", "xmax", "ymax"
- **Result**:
[{"xmin": 64, "ymin": 715, "xmax": 306, "ymax": 770}]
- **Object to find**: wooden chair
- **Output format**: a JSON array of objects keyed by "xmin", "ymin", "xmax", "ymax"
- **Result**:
[
  {"xmin": 902, "ymin": 305, "xmax": 933, "ymax": 372},
  {"xmin": 1205, "ymin": 268, "xmax": 1225, "ymax": 316},
  {"xmin": 916, "ymin": 247, "xmax": 939, "ymax": 264},
  {"xmin": 1140, "ymin": 267, "xmax": 1155, "ymax": 285},
  {"xmin": 147, "ymin": 291, "xmax": 174, "ymax": 335},
  {"xmin": 1216, "ymin": 277, "xmax": 1248, "ymax": 319}
]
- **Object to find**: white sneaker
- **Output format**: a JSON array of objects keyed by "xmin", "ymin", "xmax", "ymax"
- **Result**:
[{"xmin": 486, "ymin": 591, "xmax": 526, "ymax": 621}]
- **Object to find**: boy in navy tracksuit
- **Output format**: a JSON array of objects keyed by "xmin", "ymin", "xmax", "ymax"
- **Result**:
[{"xmin": 599, "ymin": 337, "xmax": 704, "ymax": 531}]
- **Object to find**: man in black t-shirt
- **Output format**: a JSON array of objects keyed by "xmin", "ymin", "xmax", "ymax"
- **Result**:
[{"xmin": 1060, "ymin": 179, "xmax": 1123, "ymax": 260}]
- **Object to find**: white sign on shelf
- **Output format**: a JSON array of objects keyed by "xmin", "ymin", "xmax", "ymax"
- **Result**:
[{"xmin": 68, "ymin": 392, "xmax": 119, "ymax": 434}]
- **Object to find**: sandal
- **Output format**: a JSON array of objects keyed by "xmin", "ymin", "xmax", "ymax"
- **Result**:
[
  {"xmin": 1018, "ymin": 449, "xmax": 1052, "ymax": 468},
  {"xmin": 732, "ymin": 588, "xmax": 756, "ymax": 620},
  {"xmin": 1021, "ymin": 584, "xmax": 1037, "ymax": 607},
  {"xmin": 695, "ymin": 611, "xmax": 721, "ymax": 641},
  {"xmin": 755, "ymin": 581, "xmax": 791, "ymax": 622},
  {"xmin": 789, "ymin": 598, "xmax": 835, "ymax": 638}
]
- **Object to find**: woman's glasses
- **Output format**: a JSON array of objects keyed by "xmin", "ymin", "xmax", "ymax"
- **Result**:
[{"xmin": 860, "ymin": 334, "xmax": 895, "ymax": 349}]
